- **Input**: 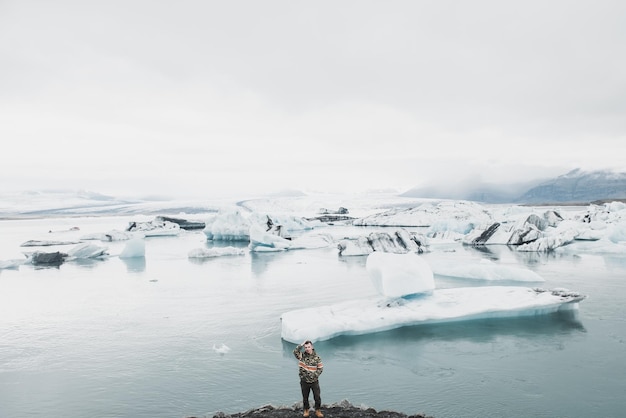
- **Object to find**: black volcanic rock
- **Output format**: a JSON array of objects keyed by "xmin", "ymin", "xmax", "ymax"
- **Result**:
[
  {"xmin": 30, "ymin": 251, "xmax": 67, "ymax": 266},
  {"xmin": 207, "ymin": 402, "xmax": 432, "ymax": 418}
]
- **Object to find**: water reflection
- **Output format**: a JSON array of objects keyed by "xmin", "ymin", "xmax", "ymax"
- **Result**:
[
  {"xmin": 461, "ymin": 243, "xmax": 591, "ymax": 268},
  {"xmin": 206, "ymin": 240, "xmax": 249, "ymax": 249},
  {"xmin": 468, "ymin": 245, "xmax": 500, "ymax": 261},
  {"xmin": 603, "ymin": 255, "xmax": 626, "ymax": 269},
  {"xmin": 120, "ymin": 256, "xmax": 146, "ymax": 273},
  {"xmin": 250, "ymin": 251, "xmax": 289, "ymax": 276},
  {"xmin": 70, "ymin": 257, "xmax": 108, "ymax": 269}
]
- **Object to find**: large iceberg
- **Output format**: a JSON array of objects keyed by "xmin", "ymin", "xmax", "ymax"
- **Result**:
[
  {"xmin": 355, "ymin": 199, "xmax": 626, "ymax": 253},
  {"xmin": 204, "ymin": 210, "xmax": 251, "ymax": 241},
  {"xmin": 280, "ymin": 286, "xmax": 585, "ymax": 343},
  {"xmin": 204, "ymin": 210, "xmax": 314, "ymax": 242},
  {"xmin": 280, "ymin": 251, "xmax": 584, "ymax": 343}
]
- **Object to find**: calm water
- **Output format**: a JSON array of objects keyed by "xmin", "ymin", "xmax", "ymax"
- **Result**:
[{"xmin": 1, "ymin": 216, "xmax": 625, "ymax": 418}]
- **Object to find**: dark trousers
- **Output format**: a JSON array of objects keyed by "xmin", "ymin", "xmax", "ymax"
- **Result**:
[{"xmin": 300, "ymin": 379, "xmax": 321, "ymax": 410}]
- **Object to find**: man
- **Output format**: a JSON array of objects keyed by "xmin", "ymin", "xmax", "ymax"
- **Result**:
[{"xmin": 293, "ymin": 340, "xmax": 324, "ymax": 418}]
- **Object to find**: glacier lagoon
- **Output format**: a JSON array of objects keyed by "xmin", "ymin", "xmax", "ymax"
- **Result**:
[{"xmin": 1, "ymin": 208, "xmax": 625, "ymax": 418}]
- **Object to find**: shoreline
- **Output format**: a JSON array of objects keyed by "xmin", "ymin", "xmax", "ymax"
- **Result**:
[{"xmin": 204, "ymin": 401, "xmax": 433, "ymax": 418}]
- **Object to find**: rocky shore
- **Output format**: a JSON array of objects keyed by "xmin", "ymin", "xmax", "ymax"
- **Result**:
[{"xmin": 202, "ymin": 401, "xmax": 433, "ymax": 418}]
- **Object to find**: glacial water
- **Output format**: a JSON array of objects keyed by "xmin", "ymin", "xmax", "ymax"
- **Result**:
[{"xmin": 1, "ymin": 215, "xmax": 625, "ymax": 418}]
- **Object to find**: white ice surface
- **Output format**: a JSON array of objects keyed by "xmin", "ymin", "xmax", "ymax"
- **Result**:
[
  {"xmin": 432, "ymin": 258, "xmax": 545, "ymax": 282},
  {"xmin": 119, "ymin": 237, "xmax": 146, "ymax": 259},
  {"xmin": 366, "ymin": 252, "xmax": 435, "ymax": 297},
  {"xmin": 188, "ymin": 246, "xmax": 246, "ymax": 258},
  {"xmin": 281, "ymin": 286, "xmax": 583, "ymax": 343}
]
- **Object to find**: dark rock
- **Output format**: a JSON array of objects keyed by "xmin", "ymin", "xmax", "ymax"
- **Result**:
[
  {"xmin": 206, "ymin": 402, "xmax": 432, "ymax": 418},
  {"xmin": 30, "ymin": 251, "xmax": 67, "ymax": 266}
]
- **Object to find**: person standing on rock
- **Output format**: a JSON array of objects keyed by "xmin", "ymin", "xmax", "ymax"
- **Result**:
[{"xmin": 293, "ymin": 340, "xmax": 324, "ymax": 418}]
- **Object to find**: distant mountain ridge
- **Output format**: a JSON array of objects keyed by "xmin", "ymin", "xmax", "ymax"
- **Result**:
[{"xmin": 401, "ymin": 169, "xmax": 626, "ymax": 204}]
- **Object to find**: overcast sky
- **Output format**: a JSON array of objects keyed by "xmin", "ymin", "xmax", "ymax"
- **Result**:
[{"xmin": 1, "ymin": 1, "xmax": 625, "ymax": 199}]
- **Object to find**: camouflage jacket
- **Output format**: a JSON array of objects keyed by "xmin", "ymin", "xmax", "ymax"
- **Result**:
[{"xmin": 293, "ymin": 344, "xmax": 323, "ymax": 383}]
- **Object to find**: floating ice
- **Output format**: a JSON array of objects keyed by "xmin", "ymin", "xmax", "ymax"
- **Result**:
[
  {"xmin": 119, "ymin": 237, "xmax": 145, "ymax": 259},
  {"xmin": 280, "ymin": 286, "xmax": 585, "ymax": 343},
  {"xmin": 66, "ymin": 243, "xmax": 109, "ymax": 259},
  {"xmin": 0, "ymin": 259, "xmax": 24, "ymax": 270},
  {"xmin": 248, "ymin": 225, "xmax": 291, "ymax": 252},
  {"xmin": 212, "ymin": 343, "xmax": 231, "ymax": 354},
  {"xmin": 366, "ymin": 252, "xmax": 434, "ymax": 297},
  {"xmin": 188, "ymin": 246, "xmax": 246, "ymax": 258},
  {"xmin": 127, "ymin": 219, "xmax": 180, "ymax": 237},
  {"xmin": 338, "ymin": 229, "xmax": 426, "ymax": 256},
  {"xmin": 281, "ymin": 251, "xmax": 584, "ymax": 343},
  {"xmin": 204, "ymin": 210, "xmax": 250, "ymax": 241}
]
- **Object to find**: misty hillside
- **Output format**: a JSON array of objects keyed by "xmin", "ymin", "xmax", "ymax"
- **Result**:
[{"xmin": 401, "ymin": 169, "xmax": 626, "ymax": 204}]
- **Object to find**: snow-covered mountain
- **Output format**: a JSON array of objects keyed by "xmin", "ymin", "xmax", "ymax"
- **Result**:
[
  {"xmin": 402, "ymin": 169, "xmax": 626, "ymax": 204},
  {"xmin": 517, "ymin": 169, "xmax": 626, "ymax": 204}
]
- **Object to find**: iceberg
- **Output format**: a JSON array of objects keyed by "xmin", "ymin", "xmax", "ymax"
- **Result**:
[
  {"xmin": 280, "ymin": 286, "xmax": 585, "ymax": 343},
  {"xmin": 280, "ymin": 251, "xmax": 584, "ymax": 343},
  {"xmin": 66, "ymin": 243, "xmax": 109, "ymax": 260},
  {"xmin": 204, "ymin": 210, "xmax": 251, "ymax": 241},
  {"xmin": 204, "ymin": 210, "xmax": 314, "ymax": 242},
  {"xmin": 119, "ymin": 237, "xmax": 146, "ymax": 259},
  {"xmin": 81, "ymin": 230, "xmax": 133, "ymax": 242},
  {"xmin": 248, "ymin": 225, "xmax": 292, "ymax": 252},
  {"xmin": 338, "ymin": 229, "xmax": 427, "ymax": 256},
  {"xmin": 188, "ymin": 246, "xmax": 246, "ymax": 258},
  {"xmin": 0, "ymin": 259, "xmax": 24, "ymax": 270},
  {"xmin": 126, "ymin": 219, "xmax": 180, "ymax": 237},
  {"xmin": 346, "ymin": 199, "xmax": 626, "ymax": 253}
]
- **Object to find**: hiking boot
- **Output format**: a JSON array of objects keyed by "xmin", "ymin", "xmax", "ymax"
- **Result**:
[
  {"xmin": 303, "ymin": 409, "xmax": 309, "ymax": 417},
  {"xmin": 315, "ymin": 410, "xmax": 324, "ymax": 418}
]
